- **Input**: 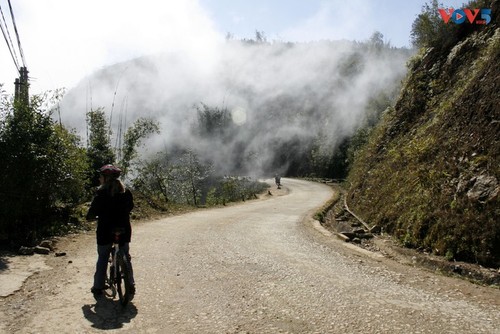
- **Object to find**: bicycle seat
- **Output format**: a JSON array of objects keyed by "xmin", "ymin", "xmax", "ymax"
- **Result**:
[{"xmin": 111, "ymin": 228, "xmax": 126, "ymax": 235}]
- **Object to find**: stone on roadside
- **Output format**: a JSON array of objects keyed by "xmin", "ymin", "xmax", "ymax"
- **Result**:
[
  {"xmin": 34, "ymin": 246, "xmax": 50, "ymax": 255},
  {"xmin": 340, "ymin": 231, "xmax": 356, "ymax": 239},
  {"xmin": 336, "ymin": 233, "xmax": 351, "ymax": 242},
  {"xmin": 39, "ymin": 240, "xmax": 54, "ymax": 251},
  {"xmin": 19, "ymin": 246, "xmax": 35, "ymax": 255}
]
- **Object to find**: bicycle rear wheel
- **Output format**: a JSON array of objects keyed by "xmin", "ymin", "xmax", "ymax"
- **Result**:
[{"xmin": 116, "ymin": 251, "xmax": 132, "ymax": 306}]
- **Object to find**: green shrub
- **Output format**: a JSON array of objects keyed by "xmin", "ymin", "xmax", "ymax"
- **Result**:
[{"xmin": 0, "ymin": 95, "xmax": 89, "ymax": 244}]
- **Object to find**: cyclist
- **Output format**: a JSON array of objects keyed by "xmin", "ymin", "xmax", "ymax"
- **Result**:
[{"xmin": 86, "ymin": 164, "xmax": 135, "ymax": 297}]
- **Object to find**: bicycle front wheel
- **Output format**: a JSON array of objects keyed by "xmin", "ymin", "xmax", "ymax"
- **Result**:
[
  {"xmin": 116, "ymin": 251, "xmax": 132, "ymax": 306},
  {"xmin": 105, "ymin": 265, "xmax": 117, "ymax": 298}
]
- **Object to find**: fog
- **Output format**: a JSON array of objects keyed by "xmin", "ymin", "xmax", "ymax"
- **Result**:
[
  {"xmin": 0, "ymin": 0, "xmax": 414, "ymax": 177},
  {"xmin": 60, "ymin": 38, "xmax": 411, "ymax": 176}
]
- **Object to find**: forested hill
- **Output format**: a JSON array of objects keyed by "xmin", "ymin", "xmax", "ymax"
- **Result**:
[
  {"xmin": 60, "ymin": 36, "xmax": 411, "ymax": 177},
  {"xmin": 348, "ymin": 0, "xmax": 499, "ymax": 267}
]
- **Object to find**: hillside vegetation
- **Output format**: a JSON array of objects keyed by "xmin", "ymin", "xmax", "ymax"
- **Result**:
[{"xmin": 348, "ymin": 0, "xmax": 499, "ymax": 266}]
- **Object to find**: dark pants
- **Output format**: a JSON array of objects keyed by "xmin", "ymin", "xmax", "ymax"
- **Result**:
[{"xmin": 93, "ymin": 243, "xmax": 135, "ymax": 289}]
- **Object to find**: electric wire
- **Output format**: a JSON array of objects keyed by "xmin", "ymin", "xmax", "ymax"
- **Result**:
[
  {"xmin": 0, "ymin": 6, "xmax": 19, "ymax": 68},
  {"xmin": 0, "ymin": 4, "xmax": 19, "ymax": 72},
  {"xmin": 7, "ymin": 0, "xmax": 26, "ymax": 67}
]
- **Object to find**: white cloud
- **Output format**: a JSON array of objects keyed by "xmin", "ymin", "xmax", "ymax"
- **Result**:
[{"xmin": 0, "ymin": 0, "xmax": 221, "ymax": 94}]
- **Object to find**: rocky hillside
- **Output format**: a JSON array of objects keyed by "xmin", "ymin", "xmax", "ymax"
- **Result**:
[{"xmin": 347, "ymin": 1, "xmax": 499, "ymax": 267}]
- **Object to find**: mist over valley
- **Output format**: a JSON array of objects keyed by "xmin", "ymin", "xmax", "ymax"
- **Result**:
[{"xmin": 61, "ymin": 37, "xmax": 411, "ymax": 177}]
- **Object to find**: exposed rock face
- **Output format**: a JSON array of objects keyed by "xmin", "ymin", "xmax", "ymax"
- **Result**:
[{"xmin": 466, "ymin": 175, "xmax": 499, "ymax": 203}]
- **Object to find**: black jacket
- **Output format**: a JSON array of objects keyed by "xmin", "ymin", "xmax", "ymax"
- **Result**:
[{"xmin": 86, "ymin": 188, "xmax": 134, "ymax": 245}]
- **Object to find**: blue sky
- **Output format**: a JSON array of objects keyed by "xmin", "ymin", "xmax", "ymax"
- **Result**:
[
  {"xmin": 199, "ymin": 0, "xmax": 468, "ymax": 46},
  {"xmin": 0, "ymin": 0, "xmax": 470, "ymax": 94}
]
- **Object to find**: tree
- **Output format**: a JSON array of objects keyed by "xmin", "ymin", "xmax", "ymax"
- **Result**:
[
  {"xmin": 133, "ymin": 153, "xmax": 173, "ymax": 203},
  {"xmin": 242, "ymin": 30, "xmax": 268, "ymax": 44},
  {"xmin": 369, "ymin": 31, "xmax": 385, "ymax": 50},
  {"xmin": 410, "ymin": 0, "xmax": 452, "ymax": 48},
  {"xmin": 51, "ymin": 125, "xmax": 89, "ymax": 203},
  {"xmin": 196, "ymin": 103, "xmax": 233, "ymax": 139},
  {"xmin": 255, "ymin": 30, "xmax": 267, "ymax": 43},
  {"xmin": 177, "ymin": 150, "xmax": 212, "ymax": 206},
  {"xmin": 86, "ymin": 108, "xmax": 115, "ymax": 186},
  {"xmin": 0, "ymin": 94, "xmax": 88, "ymax": 243},
  {"xmin": 133, "ymin": 150, "xmax": 210, "ymax": 206},
  {"xmin": 120, "ymin": 117, "xmax": 160, "ymax": 177}
]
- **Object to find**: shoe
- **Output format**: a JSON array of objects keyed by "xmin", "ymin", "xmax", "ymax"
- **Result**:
[
  {"xmin": 91, "ymin": 287, "xmax": 103, "ymax": 296},
  {"xmin": 127, "ymin": 284, "xmax": 135, "ymax": 301}
]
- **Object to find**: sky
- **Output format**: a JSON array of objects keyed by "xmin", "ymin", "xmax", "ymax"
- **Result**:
[{"xmin": 0, "ymin": 0, "xmax": 468, "ymax": 95}]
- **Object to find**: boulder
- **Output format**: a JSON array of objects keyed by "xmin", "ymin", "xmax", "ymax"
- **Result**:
[
  {"xmin": 34, "ymin": 246, "xmax": 50, "ymax": 255},
  {"xmin": 467, "ymin": 175, "xmax": 499, "ymax": 202},
  {"xmin": 19, "ymin": 246, "xmax": 35, "ymax": 255},
  {"xmin": 39, "ymin": 240, "xmax": 54, "ymax": 251}
]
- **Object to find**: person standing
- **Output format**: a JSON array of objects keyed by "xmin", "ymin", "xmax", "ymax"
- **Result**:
[
  {"xmin": 275, "ymin": 174, "xmax": 282, "ymax": 189},
  {"xmin": 86, "ymin": 164, "xmax": 135, "ymax": 297}
]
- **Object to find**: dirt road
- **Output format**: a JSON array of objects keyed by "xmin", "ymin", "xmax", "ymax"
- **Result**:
[{"xmin": 1, "ymin": 178, "xmax": 499, "ymax": 333}]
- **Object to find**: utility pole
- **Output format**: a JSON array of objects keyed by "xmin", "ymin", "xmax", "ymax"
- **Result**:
[{"xmin": 14, "ymin": 66, "xmax": 29, "ymax": 106}]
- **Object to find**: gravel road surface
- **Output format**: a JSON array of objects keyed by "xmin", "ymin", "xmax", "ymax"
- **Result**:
[{"xmin": 0, "ymin": 178, "xmax": 499, "ymax": 333}]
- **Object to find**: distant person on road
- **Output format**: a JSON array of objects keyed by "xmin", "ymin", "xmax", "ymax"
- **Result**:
[
  {"xmin": 86, "ymin": 164, "xmax": 135, "ymax": 297},
  {"xmin": 275, "ymin": 174, "xmax": 281, "ymax": 189}
]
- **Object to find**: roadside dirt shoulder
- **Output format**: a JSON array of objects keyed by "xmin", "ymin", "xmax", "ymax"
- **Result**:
[{"xmin": 319, "ymin": 182, "xmax": 500, "ymax": 288}]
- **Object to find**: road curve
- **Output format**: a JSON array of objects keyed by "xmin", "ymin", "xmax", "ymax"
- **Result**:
[{"xmin": 1, "ymin": 178, "xmax": 499, "ymax": 333}]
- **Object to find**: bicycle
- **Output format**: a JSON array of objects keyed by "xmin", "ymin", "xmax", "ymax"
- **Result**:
[{"xmin": 105, "ymin": 229, "xmax": 133, "ymax": 306}]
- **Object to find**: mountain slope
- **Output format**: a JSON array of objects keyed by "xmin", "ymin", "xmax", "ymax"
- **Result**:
[
  {"xmin": 348, "ymin": 2, "xmax": 500, "ymax": 266},
  {"xmin": 60, "ymin": 40, "xmax": 410, "ymax": 176}
]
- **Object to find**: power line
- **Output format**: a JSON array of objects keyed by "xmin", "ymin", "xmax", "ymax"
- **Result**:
[
  {"xmin": 1, "ymin": 1, "xmax": 29, "ymax": 104},
  {"xmin": 7, "ymin": 0, "xmax": 26, "ymax": 67},
  {"xmin": 0, "ymin": 4, "xmax": 20, "ymax": 72},
  {"xmin": 0, "ymin": 3, "xmax": 19, "ymax": 68}
]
